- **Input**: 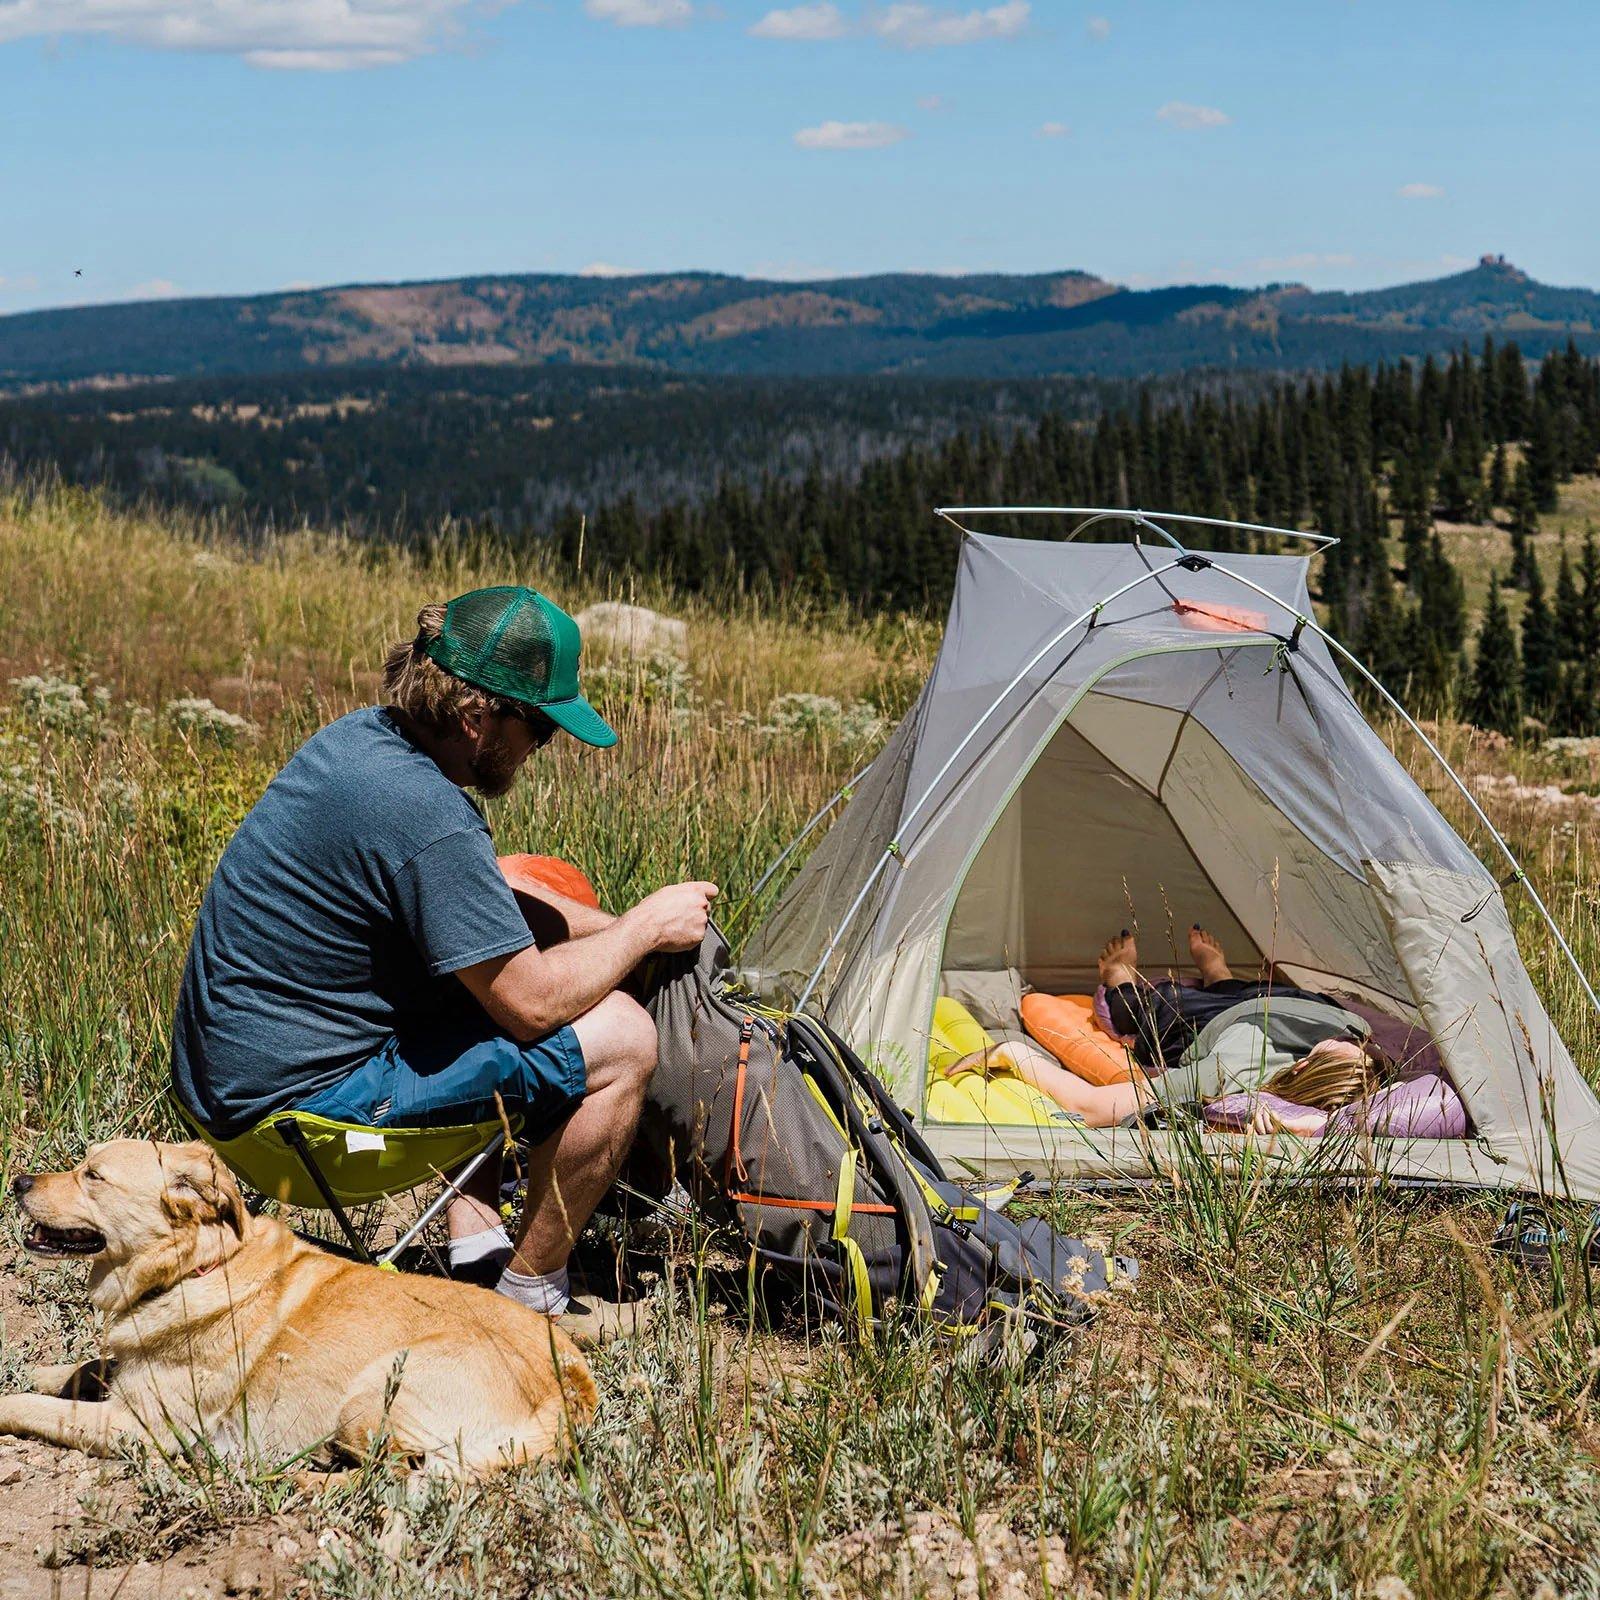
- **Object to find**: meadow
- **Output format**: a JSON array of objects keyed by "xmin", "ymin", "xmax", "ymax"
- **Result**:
[{"xmin": 4, "ymin": 479, "xmax": 1600, "ymax": 1599}]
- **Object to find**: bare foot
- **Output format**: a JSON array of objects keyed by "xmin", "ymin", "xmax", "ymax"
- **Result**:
[
  {"xmin": 1188, "ymin": 924, "xmax": 1233, "ymax": 986},
  {"xmin": 1098, "ymin": 929, "xmax": 1138, "ymax": 989}
]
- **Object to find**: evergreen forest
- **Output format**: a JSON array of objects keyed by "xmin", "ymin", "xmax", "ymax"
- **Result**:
[{"xmin": 5, "ymin": 339, "xmax": 1600, "ymax": 735}]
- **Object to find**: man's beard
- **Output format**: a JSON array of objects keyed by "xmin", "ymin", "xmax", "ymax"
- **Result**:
[{"xmin": 469, "ymin": 725, "xmax": 524, "ymax": 798}]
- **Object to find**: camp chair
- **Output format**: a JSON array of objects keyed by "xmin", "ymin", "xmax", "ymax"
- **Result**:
[{"xmin": 177, "ymin": 1104, "xmax": 515, "ymax": 1269}]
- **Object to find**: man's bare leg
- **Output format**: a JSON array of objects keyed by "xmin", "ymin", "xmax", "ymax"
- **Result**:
[
  {"xmin": 509, "ymin": 990, "xmax": 657, "ymax": 1276},
  {"xmin": 447, "ymin": 1159, "xmax": 503, "ymax": 1241},
  {"xmin": 443, "ymin": 989, "xmax": 657, "ymax": 1252}
]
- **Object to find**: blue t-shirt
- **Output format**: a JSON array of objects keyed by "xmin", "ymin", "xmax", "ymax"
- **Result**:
[{"xmin": 171, "ymin": 707, "xmax": 535, "ymax": 1138}]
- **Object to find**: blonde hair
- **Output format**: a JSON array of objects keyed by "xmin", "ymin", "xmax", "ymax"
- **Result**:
[
  {"xmin": 382, "ymin": 603, "xmax": 524, "ymax": 734},
  {"xmin": 1259, "ymin": 1038, "xmax": 1386, "ymax": 1111}
]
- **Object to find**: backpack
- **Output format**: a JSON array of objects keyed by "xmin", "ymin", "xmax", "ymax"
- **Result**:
[{"xmin": 628, "ymin": 926, "xmax": 1136, "ymax": 1341}]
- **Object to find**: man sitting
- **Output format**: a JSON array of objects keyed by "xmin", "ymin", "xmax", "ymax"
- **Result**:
[{"xmin": 170, "ymin": 585, "xmax": 716, "ymax": 1342}]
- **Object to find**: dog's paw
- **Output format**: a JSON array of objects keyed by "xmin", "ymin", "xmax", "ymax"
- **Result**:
[
  {"xmin": 32, "ymin": 1360, "xmax": 115, "ymax": 1401},
  {"xmin": 28, "ymin": 1362, "xmax": 83, "ymax": 1396}
]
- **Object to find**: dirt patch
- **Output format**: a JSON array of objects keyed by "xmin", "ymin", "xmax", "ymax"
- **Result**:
[{"xmin": 0, "ymin": 1431, "xmax": 319, "ymax": 1600}]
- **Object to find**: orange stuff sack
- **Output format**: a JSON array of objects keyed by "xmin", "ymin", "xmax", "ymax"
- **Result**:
[
  {"xmin": 1021, "ymin": 992, "xmax": 1138, "ymax": 1086},
  {"xmin": 499, "ymin": 853, "xmax": 601, "ymax": 910}
]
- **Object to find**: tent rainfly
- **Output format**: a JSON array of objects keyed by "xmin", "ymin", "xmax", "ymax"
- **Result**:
[{"xmin": 744, "ymin": 509, "xmax": 1600, "ymax": 1198}]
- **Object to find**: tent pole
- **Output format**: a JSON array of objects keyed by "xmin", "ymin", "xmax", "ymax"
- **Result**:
[
  {"xmin": 1199, "ymin": 563, "xmax": 1600, "ymax": 1024},
  {"xmin": 934, "ymin": 505, "xmax": 1340, "ymax": 552},
  {"xmin": 794, "ymin": 558, "xmax": 1190, "ymax": 1014},
  {"xmin": 749, "ymin": 761, "xmax": 875, "ymax": 901}
]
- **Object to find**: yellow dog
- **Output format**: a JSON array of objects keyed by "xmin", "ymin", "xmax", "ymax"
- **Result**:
[{"xmin": 3, "ymin": 1139, "xmax": 595, "ymax": 1478}]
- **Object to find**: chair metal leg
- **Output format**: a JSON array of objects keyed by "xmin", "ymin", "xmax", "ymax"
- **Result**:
[
  {"xmin": 274, "ymin": 1117, "xmax": 376, "ymax": 1265},
  {"xmin": 379, "ymin": 1135, "xmax": 506, "ymax": 1268}
]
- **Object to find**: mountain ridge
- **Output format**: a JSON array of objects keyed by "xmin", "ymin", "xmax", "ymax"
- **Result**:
[{"xmin": 3, "ymin": 256, "xmax": 1597, "ymax": 386}]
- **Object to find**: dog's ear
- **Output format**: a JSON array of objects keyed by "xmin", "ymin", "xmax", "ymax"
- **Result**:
[{"xmin": 161, "ymin": 1144, "xmax": 245, "ymax": 1237}]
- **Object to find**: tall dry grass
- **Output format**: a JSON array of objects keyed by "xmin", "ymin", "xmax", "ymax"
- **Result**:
[{"xmin": 4, "ymin": 480, "xmax": 1600, "ymax": 1598}]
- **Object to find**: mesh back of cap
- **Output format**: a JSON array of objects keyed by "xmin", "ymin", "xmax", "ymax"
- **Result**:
[{"xmin": 450, "ymin": 589, "xmax": 555, "ymax": 697}]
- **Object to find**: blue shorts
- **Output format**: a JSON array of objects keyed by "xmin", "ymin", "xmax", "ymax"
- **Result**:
[{"xmin": 295, "ymin": 1018, "xmax": 588, "ymax": 1143}]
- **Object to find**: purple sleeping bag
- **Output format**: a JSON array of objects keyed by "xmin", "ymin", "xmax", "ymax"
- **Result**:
[
  {"xmin": 1203, "ymin": 1092, "xmax": 1329, "ymax": 1135},
  {"xmin": 1329, "ymin": 1073, "xmax": 1468, "ymax": 1139}
]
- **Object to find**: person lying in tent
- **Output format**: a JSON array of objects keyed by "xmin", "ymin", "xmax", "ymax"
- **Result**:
[
  {"xmin": 170, "ymin": 586, "xmax": 718, "ymax": 1344},
  {"xmin": 1098, "ymin": 923, "xmax": 1358, "ymax": 1074},
  {"xmin": 940, "ymin": 925, "xmax": 1390, "ymax": 1134}
]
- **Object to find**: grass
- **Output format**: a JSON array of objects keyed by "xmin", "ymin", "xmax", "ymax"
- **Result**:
[{"xmin": 4, "ymin": 480, "xmax": 1600, "ymax": 1598}]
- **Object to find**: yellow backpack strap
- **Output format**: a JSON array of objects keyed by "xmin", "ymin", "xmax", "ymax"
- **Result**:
[{"xmin": 831, "ymin": 1146, "xmax": 875, "ymax": 1341}]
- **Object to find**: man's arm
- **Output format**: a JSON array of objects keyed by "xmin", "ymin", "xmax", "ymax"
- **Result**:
[
  {"xmin": 513, "ymin": 883, "xmax": 615, "ymax": 940},
  {"xmin": 455, "ymin": 881, "xmax": 716, "ymax": 1041}
]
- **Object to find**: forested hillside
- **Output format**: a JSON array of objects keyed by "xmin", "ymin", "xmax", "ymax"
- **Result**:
[
  {"xmin": 0, "ymin": 365, "xmax": 1188, "ymax": 529},
  {"xmin": 6, "ymin": 339, "xmax": 1599, "ymax": 735},
  {"xmin": 3, "ymin": 256, "xmax": 1598, "ymax": 384},
  {"xmin": 549, "ymin": 339, "xmax": 1600, "ymax": 735}
]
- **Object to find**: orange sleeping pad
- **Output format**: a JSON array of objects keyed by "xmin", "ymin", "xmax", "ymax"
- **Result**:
[
  {"xmin": 499, "ymin": 853, "xmax": 601, "ymax": 909},
  {"xmin": 1020, "ymin": 992, "xmax": 1138, "ymax": 1086}
]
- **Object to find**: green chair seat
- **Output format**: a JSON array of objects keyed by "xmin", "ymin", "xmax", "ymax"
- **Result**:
[{"xmin": 178, "ymin": 1105, "xmax": 514, "ymax": 1210}]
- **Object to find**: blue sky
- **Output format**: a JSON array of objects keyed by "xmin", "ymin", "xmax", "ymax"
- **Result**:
[{"xmin": 2, "ymin": 1, "xmax": 1596, "ymax": 314}]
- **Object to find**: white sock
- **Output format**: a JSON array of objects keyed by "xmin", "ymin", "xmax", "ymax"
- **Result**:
[
  {"xmin": 448, "ymin": 1224, "xmax": 512, "ymax": 1270},
  {"xmin": 496, "ymin": 1264, "xmax": 571, "ymax": 1316}
]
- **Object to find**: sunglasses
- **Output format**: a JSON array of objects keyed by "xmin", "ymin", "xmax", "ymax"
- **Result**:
[{"xmin": 507, "ymin": 705, "xmax": 561, "ymax": 748}]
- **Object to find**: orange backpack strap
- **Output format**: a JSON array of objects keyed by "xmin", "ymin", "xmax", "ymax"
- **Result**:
[{"xmin": 725, "ymin": 1018, "xmax": 754, "ymax": 1188}]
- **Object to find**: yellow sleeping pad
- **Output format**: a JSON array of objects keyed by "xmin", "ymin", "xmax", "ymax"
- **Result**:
[
  {"xmin": 926, "ymin": 997, "xmax": 1087, "ymax": 1129},
  {"xmin": 929, "ymin": 995, "xmax": 996, "ymax": 1073}
]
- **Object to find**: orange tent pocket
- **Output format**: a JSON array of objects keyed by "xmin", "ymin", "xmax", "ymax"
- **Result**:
[{"xmin": 1021, "ymin": 992, "xmax": 1138, "ymax": 1086}]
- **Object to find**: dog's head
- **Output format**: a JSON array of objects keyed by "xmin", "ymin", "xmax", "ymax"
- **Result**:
[{"xmin": 13, "ymin": 1140, "xmax": 245, "ymax": 1272}]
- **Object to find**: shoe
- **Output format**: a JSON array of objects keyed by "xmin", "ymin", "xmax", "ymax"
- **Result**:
[{"xmin": 557, "ymin": 1294, "xmax": 655, "ymax": 1347}]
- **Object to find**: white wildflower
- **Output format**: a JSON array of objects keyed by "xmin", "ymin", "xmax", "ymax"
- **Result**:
[{"xmin": 165, "ymin": 697, "xmax": 258, "ymax": 748}]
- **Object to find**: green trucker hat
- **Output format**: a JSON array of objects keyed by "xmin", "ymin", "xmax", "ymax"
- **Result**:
[{"xmin": 424, "ymin": 585, "xmax": 618, "ymax": 749}]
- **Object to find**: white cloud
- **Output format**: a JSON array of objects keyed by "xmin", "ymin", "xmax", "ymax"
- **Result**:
[
  {"xmin": 0, "ymin": 273, "xmax": 41, "ymax": 294},
  {"xmin": 1156, "ymin": 100, "xmax": 1231, "ymax": 130},
  {"xmin": 1397, "ymin": 181, "xmax": 1445, "ymax": 200},
  {"xmin": 584, "ymin": 0, "xmax": 691, "ymax": 25},
  {"xmin": 1036, "ymin": 120, "xmax": 1068, "ymax": 138},
  {"xmin": 1085, "ymin": 14, "xmax": 1109, "ymax": 39},
  {"xmin": 129, "ymin": 278, "xmax": 182, "ymax": 299},
  {"xmin": 751, "ymin": 2, "xmax": 845, "ymax": 38},
  {"xmin": 579, "ymin": 261, "xmax": 641, "ymax": 277},
  {"xmin": 0, "ymin": 0, "xmax": 494, "ymax": 69},
  {"xmin": 917, "ymin": 92, "xmax": 948, "ymax": 111},
  {"xmin": 794, "ymin": 119, "xmax": 909, "ymax": 149},
  {"xmin": 869, "ymin": 1, "xmax": 1028, "ymax": 48}
]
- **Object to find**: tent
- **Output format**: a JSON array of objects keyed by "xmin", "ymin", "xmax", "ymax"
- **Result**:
[{"xmin": 745, "ymin": 509, "xmax": 1600, "ymax": 1199}]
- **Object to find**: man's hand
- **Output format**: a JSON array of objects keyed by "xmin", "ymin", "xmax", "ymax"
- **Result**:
[
  {"xmin": 457, "ymin": 878, "xmax": 719, "ymax": 1041},
  {"xmin": 627, "ymin": 881, "xmax": 719, "ymax": 953}
]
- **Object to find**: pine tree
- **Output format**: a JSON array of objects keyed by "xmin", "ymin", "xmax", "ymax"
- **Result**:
[
  {"xmin": 1488, "ymin": 441, "xmax": 1509, "ymax": 505},
  {"xmin": 1556, "ymin": 542, "xmax": 1585, "ymax": 659},
  {"xmin": 1582, "ymin": 528, "xmax": 1600, "ymax": 663},
  {"xmin": 1469, "ymin": 575, "xmax": 1521, "ymax": 734},
  {"xmin": 1416, "ymin": 533, "xmax": 1467, "ymax": 657},
  {"xmin": 1526, "ymin": 395, "xmax": 1563, "ymax": 512},
  {"xmin": 1520, "ymin": 552, "xmax": 1560, "ymax": 717},
  {"xmin": 1357, "ymin": 553, "xmax": 1408, "ymax": 696}
]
